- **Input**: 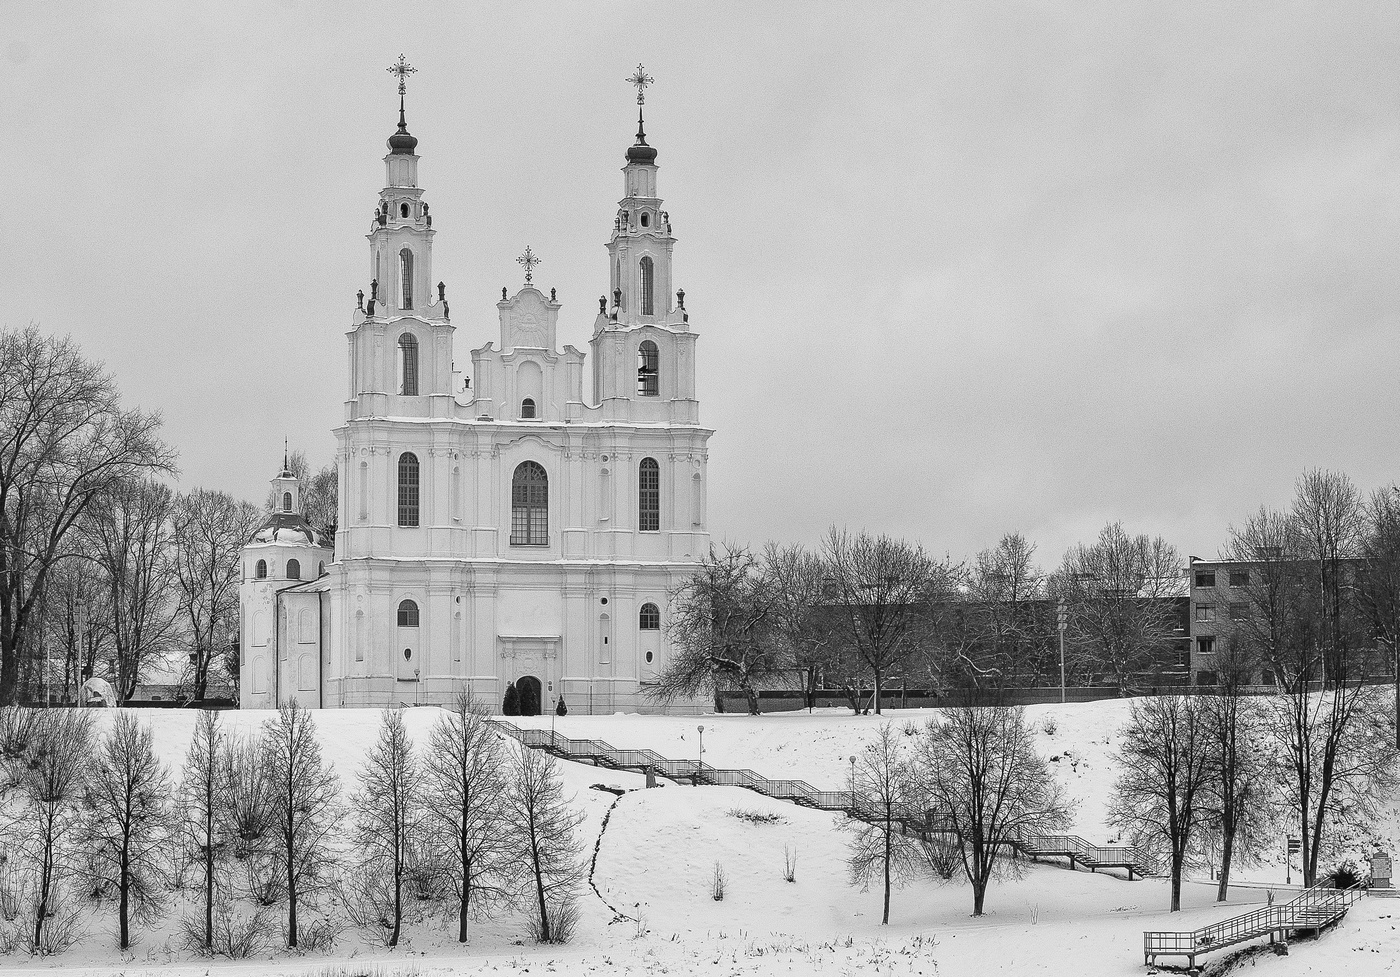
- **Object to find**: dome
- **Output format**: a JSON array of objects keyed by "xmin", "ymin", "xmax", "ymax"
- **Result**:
[
  {"xmin": 388, "ymin": 122, "xmax": 418, "ymax": 155},
  {"xmin": 626, "ymin": 138, "xmax": 657, "ymax": 165},
  {"xmin": 250, "ymin": 510, "xmax": 319, "ymax": 547}
]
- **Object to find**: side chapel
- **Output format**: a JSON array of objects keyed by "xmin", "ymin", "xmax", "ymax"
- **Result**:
[{"xmin": 240, "ymin": 63, "xmax": 712, "ymax": 713}]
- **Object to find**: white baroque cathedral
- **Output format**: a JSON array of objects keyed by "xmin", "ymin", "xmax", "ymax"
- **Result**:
[{"xmin": 240, "ymin": 66, "xmax": 712, "ymax": 714}]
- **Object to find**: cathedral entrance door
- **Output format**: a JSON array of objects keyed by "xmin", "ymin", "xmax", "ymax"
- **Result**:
[{"xmin": 517, "ymin": 675, "xmax": 543, "ymax": 717}]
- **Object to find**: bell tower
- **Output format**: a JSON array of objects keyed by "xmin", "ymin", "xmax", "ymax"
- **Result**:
[
  {"xmin": 346, "ymin": 56, "xmax": 455, "ymax": 420},
  {"xmin": 591, "ymin": 66, "xmax": 699, "ymax": 424}
]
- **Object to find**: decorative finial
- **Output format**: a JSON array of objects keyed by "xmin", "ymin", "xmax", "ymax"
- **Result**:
[
  {"xmin": 357, "ymin": 289, "xmax": 364, "ymax": 310},
  {"xmin": 550, "ymin": 287, "xmax": 556, "ymax": 302},
  {"xmin": 502, "ymin": 286, "xmax": 508, "ymax": 301},
  {"xmin": 628, "ymin": 64, "xmax": 654, "ymax": 106},
  {"xmin": 388, "ymin": 55, "xmax": 418, "ymax": 96},
  {"xmin": 283, "ymin": 438, "xmax": 290, "ymax": 474},
  {"xmin": 386, "ymin": 56, "xmax": 419, "ymax": 150},
  {"xmin": 516, "ymin": 246, "xmax": 542, "ymax": 285},
  {"xmin": 437, "ymin": 281, "xmax": 446, "ymax": 302},
  {"xmin": 677, "ymin": 288, "xmax": 685, "ymax": 310},
  {"xmin": 599, "ymin": 295, "xmax": 607, "ymax": 314}
]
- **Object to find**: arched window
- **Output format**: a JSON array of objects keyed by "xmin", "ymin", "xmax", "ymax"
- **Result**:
[
  {"xmin": 521, "ymin": 398, "xmax": 536, "ymax": 419},
  {"xmin": 400, "ymin": 202, "xmax": 409, "ymax": 219},
  {"xmin": 399, "ymin": 248, "xmax": 414, "ymax": 309},
  {"xmin": 398, "ymin": 452, "xmax": 420, "ymax": 527},
  {"xmin": 510, "ymin": 461, "xmax": 548, "ymax": 545},
  {"xmin": 398, "ymin": 333, "xmax": 419, "ymax": 396},
  {"xmin": 318, "ymin": 562, "xmax": 326, "ymax": 576},
  {"xmin": 287, "ymin": 559, "xmax": 301, "ymax": 580},
  {"xmin": 639, "ymin": 255, "xmax": 655, "ymax": 316},
  {"xmin": 639, "ymin": 602, "xmax": 661, "ymax": 630},
  {"xmin": 255, "ymin": 559, "xmax": 267, "ymax": 579},
  {"xmin": 639, "ymin": 458, "xmax": 660, "ymax": 531},
  {"xmin": 397, "ymin": 599, "xmax": 419, "ymax": 627},
  {"xmin": 637, "ymin": 340, "xmax": 659, "ymax": 397},
  {"xmin": 282, "ymin": 491, "xmax": 292, "ymax": 512}
]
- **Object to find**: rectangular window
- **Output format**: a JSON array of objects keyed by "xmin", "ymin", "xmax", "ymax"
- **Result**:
[
  {"xmin": 1229, "ymin": 602, "xmax": 1250, "ymax": 621},
  {"xmin": 510, "ymin": 482, "xmax": 548, "ymax": 545},
  {"xmin": 1229, "ymin": 569, "xmax": 1250, "ymax": 587},
  {"xmin": 1194, "ymin": 570, "xmax": 1216, "ymax": 588},
  {"xmin": 1195, "ymin": 604, "xmax": 1215, "ymax": 622},
  {"xmin": 1197, "ymin": 635, "xmax": 1215, "ymax": 657}
]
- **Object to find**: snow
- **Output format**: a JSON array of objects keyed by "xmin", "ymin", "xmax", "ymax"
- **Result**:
[{"xmin": 2, "ymin": 699, "xmax": 1396, "ymax": 976}]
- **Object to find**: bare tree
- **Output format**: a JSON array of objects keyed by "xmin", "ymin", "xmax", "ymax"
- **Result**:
[
  {"xmin": 1108, "ymin": 695, "xmax": 1213, "ymax": 911},
  {"xmin": 223, "ymin": 730, "xmax": 277, "ymax": 904},
  {"xmin": 762, "ymin": 542, "xmax": 836, "ymax": 711},
  {"xmin": 504, "ymin": 746, "xmax": 584, "ymax": 944},
  {"xmin": 172, "ymin": 490, "xmax": 261, "ymax": 700},
  {"xmin": 262, "ymin": 701, "xmax": 342, "ymax": 948},
  {"xmin": 79, "ymin": 711, "xmax": 172, "ymax": 949},
  {"xmin": 1199, "ymin": 642, "xmax": 1274, "ymax": 902},
  {"xmin": 1266, "ymin": 680, "xmax": 1398, "ymax": 886},
  {"xmin": 845, "ymin": 724, "xmax": 924, "ymax": 924},
  {"xmin": 0, "ymin": 324, "xmax": 176, "ymax": 704},
  {"xmin": 176, "ymin": 709, "xmax": 228, "ymax": 952},
  {"xmin": 37, "ymin": 550, "xmax": 109, "ymax": 703},
  {"xmin": 424, "ymin": 694, "xmax": 514, "ymax": 942},
  {"xmin": 5, "ymin": 707, "xmax": 94, "ymax": 949},
  {"xmin": 351, "ymin": 708, "xmax": 422, "ymax": 947},
  {"xmin": 651, "ymin": 543, "xmax": 787, "ymax": 715},
  {"xmin": 1220, "ymin": 507, "xmax": 1309, "ymax": 683},
  {"xmin": 1356, "ymin": 485, "xmax": 1400, "ymax": 748},
  {"xmin": 87, "ymin": 477, "xmax": 179, "ymax": 701},
  {"xmin": 920, "ymin": 705, "xmax": 1071, "ymax": 916},
  {"xmin": 1059, "ymin": 522, "xmax": 1183, "ymax": 694},
  {"xmin": 823, "ymin": 528, "xmax": 957, "ymax": 714},
  {"xmin": 1292, "ymin": 469, "xmax": 1367, "ymax": 687}
]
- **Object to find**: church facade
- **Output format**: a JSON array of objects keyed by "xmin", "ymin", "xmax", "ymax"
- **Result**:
[{"xmin": 240, "ymin": 70, "xmax": 712, "ymax": 713}]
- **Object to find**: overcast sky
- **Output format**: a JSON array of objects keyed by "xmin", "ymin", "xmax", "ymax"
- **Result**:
[{"xmin": 3, "ymin": 1, "xmax": 1398, "ymax": 570}]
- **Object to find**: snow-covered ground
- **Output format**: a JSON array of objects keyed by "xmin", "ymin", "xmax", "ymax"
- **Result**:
[{"xmin": 3, "ymin": 699, "xmax": 1396, "ymax": 976}]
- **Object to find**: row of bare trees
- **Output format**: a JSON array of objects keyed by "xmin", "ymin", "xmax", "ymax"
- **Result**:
[
  {"xmin": 655, "ymin": 524, "xmax": 1186, "ymax": 715},
  {"xmin": 0, "ymin": 698, "xmax": 584, "ymax": 955}
]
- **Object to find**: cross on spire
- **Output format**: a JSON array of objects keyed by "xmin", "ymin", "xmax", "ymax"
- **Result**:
[
  {"xmin": 627, "ymin": 64, "xmax": 654, "ymax": 105},
  {"xmin": 516, "ymin": 246, "xmax": 542, "ymax": 285},
  {"xmin": 387, "ymin": 55, "xmax": 417, "ymax": 96}
]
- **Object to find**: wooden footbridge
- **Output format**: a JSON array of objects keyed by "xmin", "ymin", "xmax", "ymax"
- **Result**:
[{"xmin": 487, "ymin": 720, "xmax": 1157, "ymax": 880}]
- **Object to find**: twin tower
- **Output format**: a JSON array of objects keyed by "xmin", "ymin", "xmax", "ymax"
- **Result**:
[{"xmin": 241, "ymin": 67, "xmax": 713, "ymax": 714}]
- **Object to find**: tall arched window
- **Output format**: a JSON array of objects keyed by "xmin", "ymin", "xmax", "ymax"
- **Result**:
[
  {"xmin": 397, "ymin": 599, "xmax": 420, "ymax": 627},
  {"xmin": 511, "ymin": 461, "xmax": 548, "ymax": 545},
  {"xmin": 521, "ymin": 398, "xmax": 536, "ymax": 419},
  {"xmin": 639, "ymin": 457, "xmax": 660, "ymax": 531},
  {"xmin": 255, "ymin": 559, "xmax": 268, "ymax": 579},
  {"xmin": 639, "ymin": 255, "xmax": 655, "ymax": 315},
  {"xmin": 398, "ymin": 452, "xmax": 420, "ymax": 527},
  {"xmin": 287, "ymin": 559, "xmax": 301, "ymax": 580},
  {"xmin": 639, "ymin": 602, "xmax": 661, "ymax": 630},
  {"xmin": 282, "ymin": 491, "xmax": 293, "ymax": 512},
  {"xmin": 399, "ymin": 247, "xmax": 414, "ymax": 309},
  {"xmin": 637, "ymin": 340, "xmax": 659, "ymax": 397},
  {"xmin": 398, "ymin": 333, "xmax": 419, "ymax": 395}
]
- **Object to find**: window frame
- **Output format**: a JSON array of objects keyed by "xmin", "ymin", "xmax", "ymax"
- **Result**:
[
  {"xmin": 640, "ymin": 255, "xmax": 654, "ymax": 315},
  {"xmin": 637, "ymin": 339, "xmax": 659, "ymax": 397},
  {"xmin": 1194, "ymin": 570, "xmax": 1216, "ymax": 588},
  {"xmin": 510, "ymin": 461, "xmax": 549, "ymax": 546},
  {"xmin": 286, "ymin": 558, "xmax": 300, "ymax": 580},
  {"xmin": 397, "ymin": 452, "xmax": 420, "ymax": 527},
  {"xmin": 521, "ymin": 397, "xmax": 536, "ymax": 419},
  {"xmin": 398, "ymin": 333, "xmax": 419, "ymax": 396},
  {"xmin": 1228, "ymin": 569, "xmax": 1250, "ymax": 588},
  {"xmin": 255, "ymin": 559, "xmax": 268, "ymax": 579},
  {"xmin": 639, "ymin": 602, "xmax": 661, "ymax": 630},
  {"xmin": 399, "ymin": 247, "xmax": 414, "ymax": 309},
  {"xmin": 397, "ymin": 599, "xmax": 420, "ymax": 627},
  {"xmin": 638, "ymin": 457, "xmax": 660, "ymax": 531}
]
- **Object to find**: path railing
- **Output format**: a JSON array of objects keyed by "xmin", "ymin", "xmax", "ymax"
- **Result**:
[
  {"xmin": 1143, "ymin": 879, "xmax": 1365, "ymax": 968},
  {"xmin": 487, "ymin": 720, "xmax": 1155, "ymax": 879}
]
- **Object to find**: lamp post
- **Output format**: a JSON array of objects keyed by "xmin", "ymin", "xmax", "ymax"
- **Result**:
[
  {"xmin": 1057, "ymin": 599, "xmax": 1067, "ymax": 704},
  {"xmin": 697, "ymin": 725, "xmax": 705, "ymax": 784},
  {"xmin": 848, "ymin": 755, "xmax": 857, "ymax": 803}
]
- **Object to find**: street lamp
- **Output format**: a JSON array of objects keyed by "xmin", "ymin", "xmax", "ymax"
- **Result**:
[
  {"xmin": 697, "ymin": 725, "xmax": 705, "ymax": 782},
  {"xmin": 848, "ymin": 755, "xmax": 857, "ymax": 802},
  {"xmin": 1057, "ymin": 598, "xmax": 1067, "ymax": 705}
]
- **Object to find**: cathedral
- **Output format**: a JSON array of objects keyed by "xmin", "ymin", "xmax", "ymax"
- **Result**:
[{"xmin": 239, "ymin": 64, "xmax": 712, "ymax": 713}]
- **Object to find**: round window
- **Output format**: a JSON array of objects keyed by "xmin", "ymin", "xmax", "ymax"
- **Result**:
[
  {"xmin": 645, "ymin": 651, "xmax": 654, "ymax": 663},
  {"xmin": 403, "ymin": 648, "xmax": 412, "ymax": 661},
  {"xmin": 601, "ymin": 597, "xmax": 608, "ymax": 605}
]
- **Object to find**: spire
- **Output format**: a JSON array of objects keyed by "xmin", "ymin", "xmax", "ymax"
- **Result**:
[
  {"xmin": 625, "ymin": 64, "xmax": 657, "ymax": 164},
  {"xmin": 386, "ymin": 55, "xmax": 419, "ymax": 155},
  {"xmin": 282, "ymin": 438, "xmax": 290, "ymax": 477}
]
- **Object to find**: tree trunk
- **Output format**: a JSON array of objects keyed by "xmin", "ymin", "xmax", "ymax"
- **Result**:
[
  {"xmin": 287, "ymin": 826, "xmax": 298, "ymax": 947},
  {"xmin": 119, "ymin": 843, "xmax": 130, "ymax": 950},
  {"xmin": 882, "ymin": 814, "xmax": 892, "ymax": 924},
  {"xmin": 873, "ymin": 669, "xmax": 883, "ymax": 715},
  {"xmin": 532, "ymin": 831, "xmax": 550, "ymax": 943},
  {"xmin": 1170, "ymin": 851, "xmax": 1183, "ymax": 911},
  {"xmin": 458, "ymin": 810, "xmax": 471, "ymax": 942},
  {"xmin": 1216, "ymin": 818, "xmax": 1234, "ymax": 902},
  {"xmin": 1, "ymin": 629, "xmax": 21, "ymax": 706},
  {"xmin": 744, "ymin": 685, "xmax": 760, "ymax": 716}
]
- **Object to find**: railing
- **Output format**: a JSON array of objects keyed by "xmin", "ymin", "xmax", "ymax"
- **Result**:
[
  {"xmin": 487, "ymin": 720, "xmax": 1154, "ymax": 880},
  {"xmin": 1143, "ymin": 880, "xmax": 1365, "ymax": 967}
]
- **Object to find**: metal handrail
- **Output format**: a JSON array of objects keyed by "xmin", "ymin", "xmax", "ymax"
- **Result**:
[
  {"xmin": 487, "ymin": 720, "xmax": 1154, "ymax": 879},
  {"xmin": 1143, "ymin": 880, "xmax": 1365, "ymax": 966}
]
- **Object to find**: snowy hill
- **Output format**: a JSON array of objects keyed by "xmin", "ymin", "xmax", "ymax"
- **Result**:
[{"xmin": 1, "ymin": 699, "xmax": 1395, "ymax": 976}]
